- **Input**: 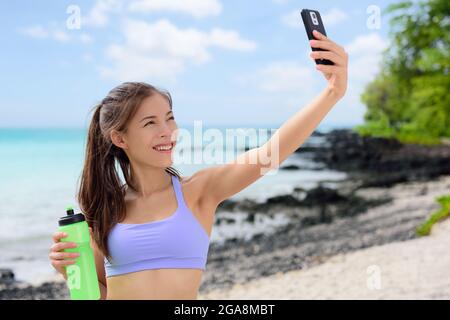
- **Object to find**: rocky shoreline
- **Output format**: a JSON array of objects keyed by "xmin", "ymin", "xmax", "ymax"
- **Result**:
[{"xmin": 1, "ymin": 128, "xmax": 449, "ymax": 299}]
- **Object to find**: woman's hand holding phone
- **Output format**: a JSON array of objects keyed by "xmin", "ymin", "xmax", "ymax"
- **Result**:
[{"xmin": 310, "ymin": 30, "xmax": 348, "ymax": 99}]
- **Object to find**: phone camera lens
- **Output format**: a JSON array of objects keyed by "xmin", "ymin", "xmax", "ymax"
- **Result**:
[{"xmin": 310, "ymin": 12, "xmax": 319, "ymax": 25}]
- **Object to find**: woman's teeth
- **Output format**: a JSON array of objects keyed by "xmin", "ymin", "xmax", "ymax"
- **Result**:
[{"xmin": 153, "ymin": 144, "xmax": 173, "ymax": 151}]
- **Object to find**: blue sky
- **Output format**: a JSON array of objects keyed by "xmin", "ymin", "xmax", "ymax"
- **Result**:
[{"xmin": 0, "ymin": 0, "xmax": 401, "ymax": 128}]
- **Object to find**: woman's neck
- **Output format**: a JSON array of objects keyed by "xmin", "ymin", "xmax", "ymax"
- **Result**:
[{"xmin": 128, "ymin": 167, "xmax": 172, "ymax": 198}]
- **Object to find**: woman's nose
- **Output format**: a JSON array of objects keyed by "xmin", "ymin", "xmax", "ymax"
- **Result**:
[{"xmin": 159, "ymin": 123, "xmax": 172, "ymax": 137}]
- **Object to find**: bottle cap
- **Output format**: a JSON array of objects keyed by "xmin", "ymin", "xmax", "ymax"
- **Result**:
[
  {"xmin": 58, "ymin": 205, "xmax": 86, "ymax": 226},
  {"xmin": 66, "ymin": 205, "xmax": 75, "ymax": 215}
]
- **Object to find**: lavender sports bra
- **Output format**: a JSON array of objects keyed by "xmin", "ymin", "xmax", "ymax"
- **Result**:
[{"xmin": 104, "ymin": 174, "xmax": 210, "ymax": 278}]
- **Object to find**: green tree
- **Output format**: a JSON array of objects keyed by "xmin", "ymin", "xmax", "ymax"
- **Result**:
[{"xmin": 355, "ymin": 0, "xmax": 450, "ymax": 145}]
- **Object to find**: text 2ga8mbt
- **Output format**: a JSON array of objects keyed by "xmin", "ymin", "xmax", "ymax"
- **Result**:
[{"xmin": 174, "ymin": 303, "xmax": 276, "ymax": 317}]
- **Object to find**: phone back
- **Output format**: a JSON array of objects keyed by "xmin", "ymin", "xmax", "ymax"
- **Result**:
[
  {"xmin": 301, "ymin": 9, "xmax": 334, "ymax": 65},
  {"xmin": 301, "ymin": 9, "xmax": 327, "ymax": 39}
]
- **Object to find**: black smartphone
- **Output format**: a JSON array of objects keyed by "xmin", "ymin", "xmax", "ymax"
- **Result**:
[{"xmin": 301, "ymin": 9, "xmax": 334, "ymax": 65}]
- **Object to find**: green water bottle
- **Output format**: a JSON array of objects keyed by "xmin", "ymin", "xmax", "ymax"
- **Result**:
[{"xmin": 58, "ymin": 205, "xmax": 100, "ymax": 300}]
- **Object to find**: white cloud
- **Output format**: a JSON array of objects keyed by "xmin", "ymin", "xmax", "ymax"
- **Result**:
[
  {"xmin": 99, "ymin": 18, "xmax": 256, "ymax": 82},
  {"xmin": 128, "ymin": 0, "xmax": 222, "ymax": 18},
  {"xmin": 321, "ymin": 8, "xmax": 348, "ymax": 26},
  {"xmin": 332, "ymin": 32, "xmax": 389, "ymax": 124},
  {"xmin": 281, "ymin": 10, "xmax": 302, "ymax": 28},
  {"xmin": 282, "ymin": 8, "xmax": 348, "ymax": 29},
  {"xmin": 232, "ymin": 61, "xmax": 324, "ymax": 122},
  {"xmin": 19, "ymin": 23, "xmax": 94, "ymax": 45},
  {"xmin": 82, "ymin": 53, "xmax": 94, "ymax": 62},
  {"xmin": 346, "ymin": 32, "xmax": 387, "ymax": 55},
  {"xmin": 80, "ymin": 33, "xmax": 94, "ymax": 44},
  {"xmin": 273, "ymin": 0, "xmax": 290, "ymax": 4},
  {"xmin": 209, "ymin": 28, "xmax": 257, "ymax": 50},
  {"xmin": 19, "ymin": 24, "xmax": 71, "ymax": 43},
  {"xmin": 82, "ymin": 0, "xmax": 221, "ymax": 29},
  {"xmin": 234, "ymin": 61, "xmax": 318, "ymax": 97},
  {"xmin": 53, "ymin": 30, "xmax": 70, "ymax": 42},
  {"xmin": 100, "ymin": 47, "xmax": 185, "ymax": 82},
  {"xmin": 82, "ymin": 0, "xmax": 122, "ymax": 28},
  {"xmin": 19, "ymin": 25, "xmax": 48, "ymax": 39},
  {"xmin": 345, "ymin": 32, "xmax": 388, "ymax": 82}
]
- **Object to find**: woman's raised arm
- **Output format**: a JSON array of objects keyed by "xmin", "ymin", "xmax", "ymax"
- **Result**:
[{"xmin": 195, "ymin": 30, "xmax": 348, "ymax": 206}]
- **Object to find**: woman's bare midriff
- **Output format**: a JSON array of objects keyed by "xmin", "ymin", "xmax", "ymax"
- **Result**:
[{"xmin": 106, "ymin": 268, "xmax": 204, "ymax": 300}]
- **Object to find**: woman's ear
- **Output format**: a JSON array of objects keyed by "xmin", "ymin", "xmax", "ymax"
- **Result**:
[{"xmin": 110, "ymin": 129, "xmax": 128, "ymax": 150}]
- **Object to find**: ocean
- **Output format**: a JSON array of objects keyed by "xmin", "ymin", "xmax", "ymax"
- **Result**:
[{"xmin": 0, "ymin": 123, "xmax": 351, "ymax": 284}]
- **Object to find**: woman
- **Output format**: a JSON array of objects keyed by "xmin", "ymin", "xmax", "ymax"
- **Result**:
[{"xmin": 49, "ymin": 30, "xmax": 348, "ymax": 300}]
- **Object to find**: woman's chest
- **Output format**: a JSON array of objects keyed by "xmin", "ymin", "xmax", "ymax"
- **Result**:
[{"xmin": 123, "ymin": 182, "xmax": 215, "ymax": 238}]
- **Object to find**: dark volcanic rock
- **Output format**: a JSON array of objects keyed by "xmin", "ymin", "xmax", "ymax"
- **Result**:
[
  {"xmin": 297, "ymin": 129, "xmax": 450, "ymax": 185},
  {"xmin": 0, "ymin": 268, "xmax": 69, "ymax": 300},
  {"xmin": 0, "ymin": 268, "xmax": 15, "ymax": 286},
  {"xmin": 280, "ymin": 164, "xmax": 300, "ymax": 170},
  {"xmin": 301, "ymin": 184, "xmax": 347, "ymax": 206},
  {"xmin": 0, "ymin": 281, "xmax": 68, "ymax": 300},
  {"xmin": 266, "ymin": 194, "xmax": 302, "ymax": 206}
]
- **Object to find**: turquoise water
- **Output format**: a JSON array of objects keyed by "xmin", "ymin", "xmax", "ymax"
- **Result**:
[{"xmin": 0, "ymin": 123, "xmax": 350, "ymax": 283}]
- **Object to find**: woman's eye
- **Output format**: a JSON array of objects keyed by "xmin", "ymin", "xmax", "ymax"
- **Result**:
[{"xmin": 144, "ymin": 117, "xmax": 174, "ymax": 127}]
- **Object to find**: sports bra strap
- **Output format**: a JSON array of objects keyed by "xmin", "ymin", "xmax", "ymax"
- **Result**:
[{"xmin": 171, "ymin": 174, "xmax": 186, "ymax": 209}]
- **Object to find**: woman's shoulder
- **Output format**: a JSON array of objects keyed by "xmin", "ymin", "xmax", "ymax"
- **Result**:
[
  {"xmin": 178, "ymin": 170, "xmax": 220, "ymax": 217},
  {"xmin": 177, "ymin": 171, "xmax": 204, "ymax": 187},
  {"xmin": 176, "ymin": 169, "xmax": 213, "ymax": 201}
]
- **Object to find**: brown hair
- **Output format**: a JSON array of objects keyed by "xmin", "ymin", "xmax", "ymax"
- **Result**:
[{"xmin": 76, "ymin": 82, "xmax": 181, "ymax": 261}]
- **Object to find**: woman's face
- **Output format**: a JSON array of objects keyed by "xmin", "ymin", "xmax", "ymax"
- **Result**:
[{"xmin": 118, "ymin": 93, "xmax": 178, "ymax": 168}]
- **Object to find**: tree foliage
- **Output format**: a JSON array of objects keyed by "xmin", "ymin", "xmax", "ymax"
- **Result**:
[{"xmin": 354, "ymin": 0, "xmax": 450, "ymax": 145}]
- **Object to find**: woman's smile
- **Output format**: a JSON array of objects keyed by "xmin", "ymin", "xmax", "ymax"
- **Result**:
[{"xmin": 152, "ymin": 141, "xmax": 175, "ymax": 154}]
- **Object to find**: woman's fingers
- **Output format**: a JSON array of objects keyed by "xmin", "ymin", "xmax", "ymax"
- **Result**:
[
  {"xmin": 310, "ymin": 50, "xmax": 345, "ymax": 66},
  {"xmin": 315, "ymin": 64, "xmax": 345, "ymax": 75},
  {"xmin": 312, "ymin": 30, "xmax": 345, "ymax": 52},
  {"xmin": 312, "ymin": 30, "xmax": 327, "ymax": 40},
  {"xmin": 50, "ymin": 231, "xmax": 79, "ymax": 276},
  {"xmin": 49, "ymin": 251, "xmax": 80, "ymax": 260},
  {"xmin": 50, "ymin": 241, "xmax": 78, "ymax": 253},
  {"xmin": 52, "ymin": 231, "xmax": 68, "ymax": 243},
  {"xmin": 310, "ymin": 40, "xmax": 346, "ymax": 59},
  {"xmin": 51, "ymin": 259, "xmax": 77, "ymax": 267},
  {"xmin": 310, "ymin": 31, "xmax": 347, "ymax": 59}
]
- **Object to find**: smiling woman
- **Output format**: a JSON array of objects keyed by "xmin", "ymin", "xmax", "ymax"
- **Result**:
[
  {"xmin": 78, "ymin": 82, "xmax": 183, "ymax": 258},
  {"xmin": 48, "ymin": 82, "xmax": 198, "ymax": 299}
]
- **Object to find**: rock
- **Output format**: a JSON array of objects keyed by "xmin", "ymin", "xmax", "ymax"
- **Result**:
[
  {"xmin": 0, "ymin": 268, "xmax": 15, "ymax": 285},
  {"xmin": 218, "ymin": 199, "xmax": 239, "ymax": 211},
  {"xmin": 301, "ymin": 185, "xmax": 347, "ymax": 207},
  {"xmin": 266, "ymin": 195, "xmax": 301, "ymax": 206},
  {"xmin": 246, "ymin": 213, "xmax": 255, "ymax": 223},
  {"xmin": 280, "ymin": 165, "xmax": 300, "ymax": 170},
  {"xmin": 309, "ymin": 129, "xmax": 450, "ymax": 181}
]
